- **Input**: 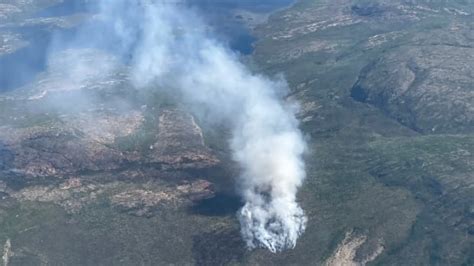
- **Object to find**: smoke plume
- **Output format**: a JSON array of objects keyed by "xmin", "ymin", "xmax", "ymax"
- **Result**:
[{"xmin": 66, "ymin": 0, "xmax": 307, "ymax": 252}]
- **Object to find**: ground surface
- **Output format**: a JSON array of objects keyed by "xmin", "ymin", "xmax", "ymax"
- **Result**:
[{"xmin": 0, "ymin": 0, "xmax": 473, "ymax": 265}]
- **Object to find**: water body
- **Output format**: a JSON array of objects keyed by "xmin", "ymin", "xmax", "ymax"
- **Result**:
[
  {"xmin": 0, "ymin": 0, "xmax": 293, "ymax": 91},
  {"xmin": 36, "ymin": 0, "xmax": 294, "ymax": 54},
  {"xmin": 193, "ymin": 0, "xmax": 293, "ymax": 54}
]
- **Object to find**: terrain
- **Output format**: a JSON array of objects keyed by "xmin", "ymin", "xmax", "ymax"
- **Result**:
[{"xmin": 0, "ymin": 0, "xmax": 473, "ymax": 265}]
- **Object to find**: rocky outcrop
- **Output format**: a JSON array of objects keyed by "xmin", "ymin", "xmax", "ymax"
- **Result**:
[
  {"xmin": 111, "ymin": 179, "xmax": 214, "ymax": 217},
  {"xmin": 0, "ymin": 44, "xmax": 219, "ymax": 218},
  {"xmin": 2, "ymin": 239, "xmax": 12, "ymax": 266},
  {"xmin": 0, "ymin": 107, "xmax": 219, "ymax": 178},
  {"xmin": 10, "ymin": 177, "xmax": 215, "ymax": 215},
  {"xmin": 0, "ymin": 125, "xmax": 126, "ymax": 178},
  {"xmin": 325, "ymin": 231, "xmax": 384, "ymax": 266},
  {"xmin": 149, "ymin": 109, "xmax": 220, "ymax": 169},
  {"xmin": 11, "ymin": 178, "xmax": 102, "ymax": 213}
]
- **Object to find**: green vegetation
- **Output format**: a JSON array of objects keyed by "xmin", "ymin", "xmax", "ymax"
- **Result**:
[{"xmin": 0, "ymin": 0, "xmax": 472, "ymax": 265}]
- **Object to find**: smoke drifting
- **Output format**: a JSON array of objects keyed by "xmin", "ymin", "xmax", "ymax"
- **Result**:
[{"xmin": 61, "ymin": 0, "xmax": 307, "ymax": 252}]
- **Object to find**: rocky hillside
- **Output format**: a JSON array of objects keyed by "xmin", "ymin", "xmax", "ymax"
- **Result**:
[
  {"xmin": 250, "ymin": 0, "xmax": 473, "ymax": 265},
  {"xmin": 255, "ymin": 0, "xmax": 473, "ymax": 134},
  {"xmin": 0, "ymin": 0, "xmax": 473, "ymax": 265}
]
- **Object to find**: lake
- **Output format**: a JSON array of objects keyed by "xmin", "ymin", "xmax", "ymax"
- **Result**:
[{"xmin": 37, "ymin": 0, "xmax": 294, "ymax": 54}]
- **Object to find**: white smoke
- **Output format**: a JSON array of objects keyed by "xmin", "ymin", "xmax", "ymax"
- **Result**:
[{"xmin": 97, "ymin": 0, "xmax": 307, "ymax": 252}]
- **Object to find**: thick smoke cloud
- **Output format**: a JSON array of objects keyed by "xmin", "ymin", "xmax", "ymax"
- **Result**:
[{"xmin": 61, "ymin": 0, "xmax": 307, "ymax": 252}]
